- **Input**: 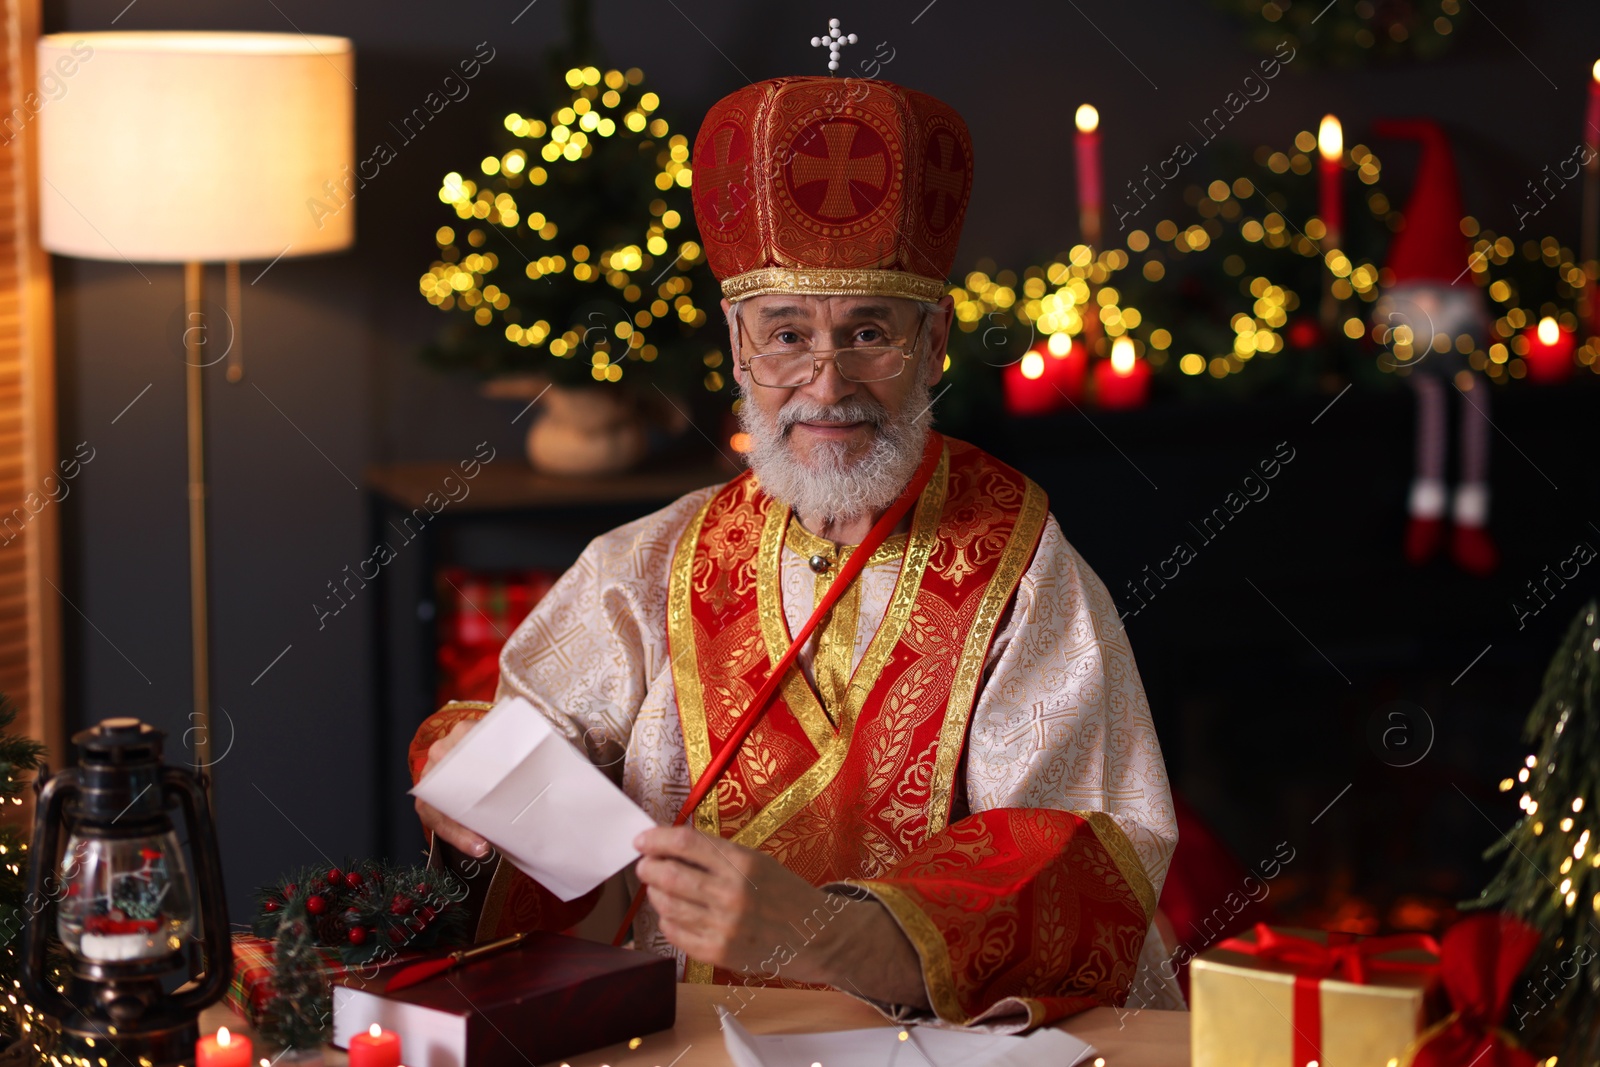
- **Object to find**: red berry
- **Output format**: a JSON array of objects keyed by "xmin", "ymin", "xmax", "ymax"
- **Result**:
[
  {"xmin": 283, "ymin": 884, "xmax": 298, "ymax": 899},
  {"xmin": 326, "ymin": 868, "xmax": 343, "ymax": 886},
  {"xmin": 389, "ymin": 896, "xmax": 415, "ymax": 916},
  {"xmin": 419, "ymin": 905, "xmax": 437, "ymax": 922},
  {"xmin": 344, "ymin": 872, "xmax": 364, "ymax": 889},
  {"xmin": 306, "ymin": 895, "xmax": 328, "ymax": 916},
  {"xmin": 414, "ymin": 883, "xmax": 428, "ymax": 895},
  {"xmin": 263, "ymin": 899, "xmax": 281, "ymax": 913},
  {"xmin": 387, "ymin": 927, "xmax": 405, "ymax": 944},
  {"xmin": 347, "ymin": 926, "xmax": 368, "ymax": 946}
]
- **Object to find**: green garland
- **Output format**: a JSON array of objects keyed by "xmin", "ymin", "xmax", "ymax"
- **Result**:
[
  {"xmin": 250, "ymin": 861, "xmax": 469, "ymax": 1052},
  {"xmin": 1216, "ymin": 0, "xmax": 1464, "ymax": 69},
  {"xmin": 943, "ymin": 127, "xmax": 1598, "ymax": 409}
]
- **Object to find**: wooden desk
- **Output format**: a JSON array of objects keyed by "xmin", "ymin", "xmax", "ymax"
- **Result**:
[{"xmin": 202, "ymin": 984, "xmax": 1188, "ymax": 1067}]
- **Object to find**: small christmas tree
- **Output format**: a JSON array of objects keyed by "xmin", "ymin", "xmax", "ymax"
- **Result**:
[
  {"xmin": 0, "ymin": 694, "xmax": 46, "ymax": 1059},
  {"xmin": 258, "ymin": 908, "xmax": 332, "ymax": 1055},
  {"xmin": 1472, "ymin": 600, "xmax": 1600, "ymax": 1062}
]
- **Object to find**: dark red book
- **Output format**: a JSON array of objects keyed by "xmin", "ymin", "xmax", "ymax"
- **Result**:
[{"xmin": 331, "ymin": 932, "xmax": 675, "ymax": 1067}]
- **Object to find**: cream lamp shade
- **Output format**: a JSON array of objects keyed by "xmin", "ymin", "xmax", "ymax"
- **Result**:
[{"xmin": 37, "ymin": 31, "xmax": 355, "ymax": 263}]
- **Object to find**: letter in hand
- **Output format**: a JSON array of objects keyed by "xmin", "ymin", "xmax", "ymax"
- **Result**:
[{"xmin": 415, "ymin": 720, "xmax": 491, "ymax": 856}]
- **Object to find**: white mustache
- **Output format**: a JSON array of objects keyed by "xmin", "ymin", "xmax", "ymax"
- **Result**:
[{"xmin": 777, "ymin": 397, "xmax": 887, "ymax": 434}]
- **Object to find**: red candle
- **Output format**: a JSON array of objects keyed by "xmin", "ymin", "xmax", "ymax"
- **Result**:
[
  {"xmin": 1074, "ymin": 104, "xmax": 1102, "ymax": 248},
  {"xmin": 348, "ymin": 1024, "xmax": 402, "ymax": 1067},
  {"xmin": 1586, "ymin": 61, "xmax": 1600, "ymax": 156},
  {"xmin": 1317, "ymin": 114, "xmax": 1343, "ymax": 248},
  {"xmin": 1003, "ymin": 339, "xmax": 1085, "ymax": 415},
  {"xmin": 196, "ymin": 1028, "xmax": 253, "ymax": 1067},
  {"xmin": 1523, "ymin": 316, "xmax": 1574, "ymax": 382},
  {"xmin": 1585, "ymin": 62, "xmax": 1600, "ymax": 335},
  {"xmin": 1092, "ymin": 338, "xmax": 1151, "ymax": 409}
]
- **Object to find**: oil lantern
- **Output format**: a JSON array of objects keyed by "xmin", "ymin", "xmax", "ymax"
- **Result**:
[{"xmin": 22, "ymin": 718, "xmax": 230, "ymax": 1065}]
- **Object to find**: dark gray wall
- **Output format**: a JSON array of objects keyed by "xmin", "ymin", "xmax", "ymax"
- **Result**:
[{"xmin": 47, "ymin": 0, "xmax": 1600, "ymax": 917}]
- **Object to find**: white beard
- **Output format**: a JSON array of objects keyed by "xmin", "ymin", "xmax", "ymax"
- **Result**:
[{"xmin": 738, "ymin": 384, "xmax": 932, "ymax": 525}]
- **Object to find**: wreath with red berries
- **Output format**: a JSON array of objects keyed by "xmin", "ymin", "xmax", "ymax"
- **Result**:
[{"xmin": 251, "ymin": 861, "xmax": 469, "ymax": 966}]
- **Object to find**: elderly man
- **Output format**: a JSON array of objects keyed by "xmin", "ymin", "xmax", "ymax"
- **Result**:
[{"xmin": 411, "ymin": 75, "xmax": 1178, "ymax": 1028}]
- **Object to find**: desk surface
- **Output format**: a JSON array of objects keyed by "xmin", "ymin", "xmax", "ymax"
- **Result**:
[{"xmin": 203, "ymin": 984, "xmax": 1188, "ymax": 1067}]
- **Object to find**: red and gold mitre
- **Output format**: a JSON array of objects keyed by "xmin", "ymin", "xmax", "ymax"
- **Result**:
[{"xmin": 691, "ymin": 77, "xmax": 973, "ymax": 303}]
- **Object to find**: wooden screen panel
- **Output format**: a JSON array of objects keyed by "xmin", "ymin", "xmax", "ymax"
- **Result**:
[{"xmin": 0, "ymin": 0, "xmax": 64, "ymax": 764}]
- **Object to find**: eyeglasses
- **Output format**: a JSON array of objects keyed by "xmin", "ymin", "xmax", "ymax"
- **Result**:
[
  {"xmin": 738, "ymin": 315, "xmax": 928, "ymax": 389},
  {"xmin": 741, "ymin": 346, "xmax": 915, "ymax": 388}
]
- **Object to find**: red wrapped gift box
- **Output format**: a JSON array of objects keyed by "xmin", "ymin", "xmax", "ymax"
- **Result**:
[{"xmin": 435, "ymin": 568, "xmax": 556, "ymax": 704}]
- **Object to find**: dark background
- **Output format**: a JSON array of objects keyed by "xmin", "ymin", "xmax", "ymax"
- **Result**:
[{"xmin": 44, "ymin": 0, "xmax": 1600, "ymax": 929}]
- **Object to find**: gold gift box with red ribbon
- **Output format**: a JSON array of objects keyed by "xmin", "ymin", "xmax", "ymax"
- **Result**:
[{"xmin": 1191, "ymin": 924, "xmax": 1442, "ymax": 1067}]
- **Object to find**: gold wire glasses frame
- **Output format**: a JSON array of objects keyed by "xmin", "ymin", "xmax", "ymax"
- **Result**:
[{"xmin": 738, "ymin": 315, "xmax": 929, "ymax": 388}]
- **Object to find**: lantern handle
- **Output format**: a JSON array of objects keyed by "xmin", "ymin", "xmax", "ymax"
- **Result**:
[
  {"xmin": 162, "ymin": 767, "xmax": 232, "ymax": 1014},
  {"xmin": 19, "ymin": 766, "xmax": 76, "ymax": 1022}
]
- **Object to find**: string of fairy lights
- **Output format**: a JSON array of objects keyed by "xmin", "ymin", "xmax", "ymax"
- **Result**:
[
  {"xmin": 958, "ymin": 123, "xmax": 1598, "ymax": 396},
  {"xmin": 418, "ymin": 66, "xmax": 1596, "ymax": 400}
]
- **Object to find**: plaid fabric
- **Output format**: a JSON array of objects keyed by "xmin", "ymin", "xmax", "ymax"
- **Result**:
[{"xmin": 225, "ymin": 933, "xmax": 347, "ymax": 1024}]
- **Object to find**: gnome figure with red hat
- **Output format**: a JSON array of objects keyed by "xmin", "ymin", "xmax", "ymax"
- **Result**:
[{"xmin": 1371, "ymin": 119, "xmax": 1499, "ymax": 576}]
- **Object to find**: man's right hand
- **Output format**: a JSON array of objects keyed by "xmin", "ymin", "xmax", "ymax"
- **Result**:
[{"xmin": 414, "ymin": 720, "xmax": 491, "ymax": 857}]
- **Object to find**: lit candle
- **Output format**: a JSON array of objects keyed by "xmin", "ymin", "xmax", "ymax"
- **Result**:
[
  {"xmin": 1003, "ymin": 345, "xmax": 1062, "ymax": 416},
  {"xmin": 1317, "ymin": 114, "xmax": 1344, "ymax": 248},
  {"xmin": 348, "ymin": 1024, "xmax": 402, "ymax": 1067},
  {"xmin": 1584, "ymin": 61, "xmax": 1600, "ymax": 333},
  {"xmin": 196, "ymin": 1028, "xmax": 253, "ymax": 1067},
  {"xmin": 1523, "ymin": 315, "xmax": 1574, "ymax": 382},
  {"xmin": 1092, "ymin": 337, "xmax": 1151, "ymax": 409},
  {"xmin": 1586, "ymin": 60, "xmax": 1600, "ymax": 158},
  {"xmin": 1074, "ymin": 104, "xmax": 1102, "ymax": 249}
]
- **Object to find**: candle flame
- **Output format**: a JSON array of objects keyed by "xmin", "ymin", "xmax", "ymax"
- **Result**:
[
  {"xmin": 1110, "ymin": 337, "xmax": 1136, "ymax": 375},
  {"xmin": 217, "ymin": 1029, "xmax": 231, "ymax": 1048},
  {"xmin": 1020, "ymin": 351, "xmax": 1045, "ymax": 380},
  {"xmin": 1074, "ymin": 104, "xmax": 1099, "ymax": 135},
  {"xmin": 1538, "ymin": 316, "xmax": 1559, "ymax": 345},
  {"xmin": 1318, "ymin": 115, "xmax": 1342, "ymax": 162},
  {"xmin": 1592, "ymin": 59, "xmax": 1600, "ymax": 83},
  {"xmin": 369, "ymin": 1024, "xmax": 383, "ymax": 1038}
]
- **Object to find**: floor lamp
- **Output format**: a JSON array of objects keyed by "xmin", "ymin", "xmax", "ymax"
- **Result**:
[{"xmin": 36, "ymin": 31, "xmax": 354, "ymax": 778}]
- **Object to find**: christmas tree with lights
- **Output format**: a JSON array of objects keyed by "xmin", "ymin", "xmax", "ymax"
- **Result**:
[
  {"xmin": 419, "ymin": 0, "xmax": 722, "ymax": 395},
  {"xmin": 0, "ymin": 693, "xmax": 46, "ymax": 1061},
  {"xmin": 1474, "ymin": 600, "xmax": 1600, "ymax": 1062}
]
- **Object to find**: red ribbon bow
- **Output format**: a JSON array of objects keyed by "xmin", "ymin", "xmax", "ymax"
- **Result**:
[
  {"xmin": 1217, "ymin": 924, "xmax": 1442, "ymax": 1067},
  {"xmin": 1407, "ymin": 913, "xmax": 1541, "ymax": 1067}
]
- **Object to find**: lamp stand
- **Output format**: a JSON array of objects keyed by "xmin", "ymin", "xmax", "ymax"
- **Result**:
[{"xmin": 183, "ymin": 262, "xmax": 213, "ymax": 781}]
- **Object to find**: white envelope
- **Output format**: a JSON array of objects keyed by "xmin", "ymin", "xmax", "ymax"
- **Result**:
[
  {"xmin": 409, "ymin": 696, "xmax": 658, "ymax": 900},
  {"xmin": 719, "ymin": 1008, "xmax": 1097, "ymax": 1067}
]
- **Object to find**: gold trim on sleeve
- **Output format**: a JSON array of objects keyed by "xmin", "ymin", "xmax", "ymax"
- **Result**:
[
  {"xmin": 667, "ymin": 493, "xmax": 723, "ymax": 838},
  {"xmin": 924, "ymin": 477, "xmax": 1049, "ymax": 834},
  {"xmin": 734, "ymin": 445, "xmax": 950, "ymax": 851},
  {"xmin": 684, "ymin": 958, "xmax": 715, "ymax": 984},
  {"xmin": 1075, "ymin": 810, "xmax": 1159, "ymax": 923},
  {"xmin": 474, "ymin": 855, "xmax": 514, "ymax": 942},
  {"xmin": 836, "ymin": 880, "xmax": 968, "ymax": 1025}
]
